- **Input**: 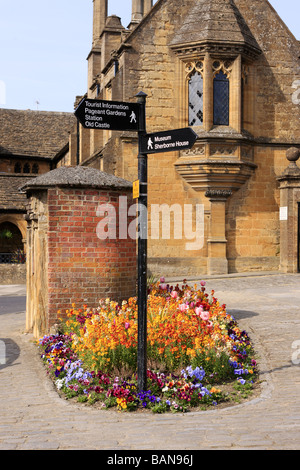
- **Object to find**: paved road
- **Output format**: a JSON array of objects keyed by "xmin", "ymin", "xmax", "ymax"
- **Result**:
[
  {"xmin": 0, "ymin": 296, "xmax": 26, "ymax": 315},
  {"xmin": 0, "ymin": 273, "xmax": 300, "ymax": 451}
]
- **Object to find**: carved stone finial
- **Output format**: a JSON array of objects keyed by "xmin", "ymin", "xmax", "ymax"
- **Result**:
[
  {"xmin": 278, "ymin": 147, "xmax": 300, "ymax": 180},
  {"xmin": 286, "ymin": 147, "xmax": 300, "ymax": 162}
]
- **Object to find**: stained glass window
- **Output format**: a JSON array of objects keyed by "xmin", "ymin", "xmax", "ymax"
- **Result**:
[
  {"xmin": 213, "ymin": 71, "xmax": 229, "ymax": 126},
  {"xmin": 188, "ymin": 71, "xmax": 203, "ymax": 126}
]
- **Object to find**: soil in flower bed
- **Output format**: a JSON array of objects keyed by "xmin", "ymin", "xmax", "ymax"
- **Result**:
[{"xmin": 37, "ymin": 280, "xmax": 260, "ymax": 414}]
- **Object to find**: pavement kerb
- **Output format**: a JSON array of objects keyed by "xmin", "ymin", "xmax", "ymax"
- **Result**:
[
  {"xmin": 164, "ymin": 270, "xmax": 283, "ymax": 284},
  {"xmin": 0, "ymin": 271, "xmax": 283, "ymax": 296}
]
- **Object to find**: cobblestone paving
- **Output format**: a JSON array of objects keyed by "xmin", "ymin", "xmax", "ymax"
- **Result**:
[{"xmin": 0, "ymin": 273, "xmax": 300, "ymax": 450}]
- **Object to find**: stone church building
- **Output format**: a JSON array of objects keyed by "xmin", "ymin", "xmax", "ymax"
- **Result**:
[
  {"xmin": 65, "ymin": 0, "xmax": 300, "ymax": 277},
  {"xmin": 3, "ymin": 0, "xmax": 300, "ymax": 283}
]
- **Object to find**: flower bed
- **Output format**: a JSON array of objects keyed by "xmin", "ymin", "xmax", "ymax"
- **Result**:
[{"xmin": 37, "ymin": 279, "xmax": 258, "ymax": 413}]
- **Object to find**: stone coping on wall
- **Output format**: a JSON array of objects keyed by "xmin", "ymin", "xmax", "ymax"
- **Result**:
[{"xmin": 20, "ymin": 165, "xmax": 133, "ymax": 192}]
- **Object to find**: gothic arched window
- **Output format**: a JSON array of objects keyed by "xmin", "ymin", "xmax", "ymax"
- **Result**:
[
  {"xmin": 213, "ymin": 70, "xmax": 229, "ymax": 126},
  {"xmin": 188, "ymin": 70, "xmax": 204, "ymax": 126},
  {"xmin": 32, "ymin": 163, "xmax": 39, "ymax": 174},
  {"xmin": 23, "ymin": 163, "xmax": 30, "ymax": 174},
  {"xmin": 14, "ymin": 162, "xmax": 21, "ymax": 173}
]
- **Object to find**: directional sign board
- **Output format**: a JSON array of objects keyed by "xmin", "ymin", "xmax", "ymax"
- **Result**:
[
  {"xmin": 75, "ymin": 98, "xmax": 140, "ymax": 131},
  {"xmin": 140, "ymin": 127, "xmax": 197, "ymax": 154}
]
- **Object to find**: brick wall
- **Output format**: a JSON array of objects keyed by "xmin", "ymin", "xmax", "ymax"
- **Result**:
[{"xmin": 46, "ymin": 187, "xmax": 136, "ymax": 328}]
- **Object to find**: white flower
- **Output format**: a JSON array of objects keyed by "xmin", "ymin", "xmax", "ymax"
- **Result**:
[
  {"xmin": 55, "ymin": 378, "xmax": 65, "ymax": 390},
  {"xmin": 72, "ymin": 334, "xmax": 79, "ymax": 345}
]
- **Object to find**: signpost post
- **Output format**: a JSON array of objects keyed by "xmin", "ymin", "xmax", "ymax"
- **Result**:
[
  {"xmin": 136, "ymin": 92, "xmax": 148, "ymax": 393},
  {"xmin": 74, "ymin": 94, "xmax": 197, "ymax": 393}
]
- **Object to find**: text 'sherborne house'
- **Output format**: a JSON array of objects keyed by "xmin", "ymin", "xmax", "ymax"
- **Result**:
[{"xmin": 63, "ymin": 0, "xmax": 300, "ymax": 276}]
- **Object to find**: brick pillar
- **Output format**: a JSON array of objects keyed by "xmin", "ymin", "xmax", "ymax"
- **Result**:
[
  {"xmin": 205, "ymin": 189, "xmax": 232, "ymax": 275},
  {"xmin": 277, "ymin": 148, "xmax": 300, "ymax": 273},
  {"xmin": 23, "ymin": 166, "xmax": 136, "ymax": 338}
]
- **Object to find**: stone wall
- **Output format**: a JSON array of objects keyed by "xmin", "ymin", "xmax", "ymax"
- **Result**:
[{"xmin": 0, "ymin": 264, "xmax": 26, "ymax": 285}]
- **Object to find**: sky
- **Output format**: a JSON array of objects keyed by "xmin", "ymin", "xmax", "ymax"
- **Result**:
[{"xmin": 0, "ymin": 0, "xmax": 299, "ymax": 113}]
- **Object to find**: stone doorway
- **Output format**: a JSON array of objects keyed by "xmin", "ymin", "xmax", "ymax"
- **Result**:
[{"xmin": 0, "ymin": 221, "xmax": 25, "ymax": 264}]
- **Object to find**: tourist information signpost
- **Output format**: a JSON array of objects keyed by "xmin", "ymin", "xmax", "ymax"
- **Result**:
[
  {"xmin": 75, "ymin": 93, "xmax": 196, "ymax": 392},
  {"xmin": 75, "ymin": 97, "xmax": 140, "ymax": 131}
]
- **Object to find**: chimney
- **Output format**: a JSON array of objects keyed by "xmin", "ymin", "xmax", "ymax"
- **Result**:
[
  {"xmin": 130, "ymin": 0, "xmax": 153, "ymax": 26},
  {"xmin": 144, "ymin": 0, "xmax": 153, "ymax": 16},
  {"xmin": 93, "ymin": 0, "xmax": 108, "ymax": 46}
]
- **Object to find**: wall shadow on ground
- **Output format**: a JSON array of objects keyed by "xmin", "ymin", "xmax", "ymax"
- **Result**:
[
  {"xmin": 0, "ymin": 338, "xmax": 20, "ymax": 370},
  {"xmin": 227, "ymin": 308, "xmax": 259, "ymax": 320}
]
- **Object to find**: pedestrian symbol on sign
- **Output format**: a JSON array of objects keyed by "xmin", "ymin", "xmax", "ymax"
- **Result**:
[
  {"xmin": 130, "ymin": 111, "xmax": 137, "ymax": 123},
  {"xmin": 147, "ymin": 137, "xmax": 153, "ymax": 150}
]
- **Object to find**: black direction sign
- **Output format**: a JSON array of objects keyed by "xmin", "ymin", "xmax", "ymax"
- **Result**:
[
  {"xmin": 75, "ymin": 98, "xmax": 140, "ymax": 131},
  {"xmin": 140, "ymin": 127, "xmax": 197, "ymax": 154}
]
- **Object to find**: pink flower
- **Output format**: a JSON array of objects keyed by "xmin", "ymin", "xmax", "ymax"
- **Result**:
[
  {"xmin": 200, "ymin": 311, "xmax": 210, "ymax": 321},
  {"xmin": 179, "ymin": 304, "xmax": 188, "ymax": 312},
  {"xmin": 200, "ymin": 280, "xmax": 206, "ymax": 286},
  {"xmin": 159, "ymin": 283, "xmax": 167, "ymax": 290},
  {"xmin": 195, "ymin": 306, "xmax": 203, "ymax": 316},
  {"xmin": 207, "ymin": 321, "xmax": 213, "ymax": 328},
  {"xmin": 160, "ymin": 277, "xmax": 165, "ymax": 283},
  {"xmin": 170, "ymin": 290, "xmax": 178, "ymax": 299},
  {"xmin": 124, "ymin": 322, "xmax": 130, "ymax": 330}
]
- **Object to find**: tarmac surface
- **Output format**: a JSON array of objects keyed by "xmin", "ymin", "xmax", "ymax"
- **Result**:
[{"xmin": 0, "ymin": 273, "xmax": 300, "ymax": 451}]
